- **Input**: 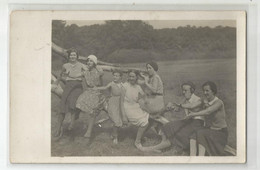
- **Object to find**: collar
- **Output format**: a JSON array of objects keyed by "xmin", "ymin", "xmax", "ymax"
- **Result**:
[
  {"xmin": 208, "ymin": 96, "xmax": 218, "ymax": 105},
  {"xmin": 188, "ymin": 93, "xmax": 199, "ymax": 103}
]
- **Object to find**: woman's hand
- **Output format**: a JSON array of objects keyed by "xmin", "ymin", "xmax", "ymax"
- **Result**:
[
  {"xmin": 140, "ymin": 72, "xmax": 149, "ymax": 83},
  {"xmin": 185, "ymin": 112, "xmax": 195, "ymax": 119},
  {"xmin": 166, "ymin": 102, "xmax": 174, "ymax": 110}
]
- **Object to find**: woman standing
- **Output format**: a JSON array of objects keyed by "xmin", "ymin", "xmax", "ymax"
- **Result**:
[
  {"xmin": 188, "ymin": 81, "xmax": 228, "ymax": 156},
  {"xmin": 76, "ymin": 55, "xmax": 105, "ymax": 143},
  {"xmin": 121, "ymin": 70, "xmax": 150, "ymax": 151},
  {"xmin": 54, "ymin": 48, "xmax": 87, "ymax": 138},
  {"xmin": 140, "ymin": 61, "xmax": 165, "ymax": 114}
]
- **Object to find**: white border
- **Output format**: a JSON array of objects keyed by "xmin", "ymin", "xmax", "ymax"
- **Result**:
[{"xmin": 1, "ymin": 0, "xmax": 259, "ymax": 169}]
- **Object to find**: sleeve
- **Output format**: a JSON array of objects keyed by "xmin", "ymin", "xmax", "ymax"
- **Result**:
[
  {"xmin": 149, "ymin": 75, "xmax": 160, "ymax": 93},
  {"xmin": 122, "ymin": 82, "xmax": 128, "ymax": 90},
  {"xmin": 138, "ymin": 85, "xmax": 145, "ymax": 95},
  {"xmin": 97, "ymin": 67, "xmax": 104, "ymax": 77},
  {"xmin": 81, "ymin": 63, "xmax": 88, "ymax": 71}
]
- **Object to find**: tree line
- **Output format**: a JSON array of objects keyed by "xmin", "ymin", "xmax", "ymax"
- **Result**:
[{"xmin": 52, "ymin": 20, "xmax": 236, "ymax": 63}]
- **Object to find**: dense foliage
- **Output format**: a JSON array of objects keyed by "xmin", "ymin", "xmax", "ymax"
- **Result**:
[{"xmin": 52, "ymin": 20, "xmax": 236, "ymax": 63}]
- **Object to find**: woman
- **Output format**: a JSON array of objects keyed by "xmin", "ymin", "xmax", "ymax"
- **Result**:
[
  {"xmin": 188, "ymin": 81, "xmax": 228, "ymax": 156},
  {"xmin": 142, "ymin": 82, "xmax": 204, "ymax": 152},
  {"xmin": 76, "ymin": 55, "xmax": 105, "ymax": 143},
  {"xmin": 121, "ymin": 70, "xmax": 150, "ymax": 151},
  {"xmin": 54, "ymin": 48, "xmax": 87, "ymax": 139},
  {"xmin": 139, "ymin": 61, "xmax": 165, "ymax": 114}
]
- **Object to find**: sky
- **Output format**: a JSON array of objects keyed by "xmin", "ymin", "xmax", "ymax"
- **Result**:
[{"xmin": 65, "ymin": 20, "xmax": 236, "ymax": 29}]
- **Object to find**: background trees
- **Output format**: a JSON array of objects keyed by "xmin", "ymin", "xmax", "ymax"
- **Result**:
[{"xmin": 52, "ymin": 20, "xmax": 236, "ymax": 63}]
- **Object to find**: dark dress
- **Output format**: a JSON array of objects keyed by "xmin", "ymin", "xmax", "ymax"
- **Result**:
[
  {"xmin": 191, "ymin": 97, "xmax": 228, "ymax": 156},
  {"xmin": 60, "ymin": 62, "xmax": 87, "ymax": 114},
  {"xmin": 162, "ymin": 94, "xmax": 204, "ymax": 150}
]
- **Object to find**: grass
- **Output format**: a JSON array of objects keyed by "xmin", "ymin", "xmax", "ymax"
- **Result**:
[{"xmin": 51, "ymin": 58, "xmax": 236, "ymax": 156}]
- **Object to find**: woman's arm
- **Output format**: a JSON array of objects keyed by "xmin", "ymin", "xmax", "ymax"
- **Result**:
[
  {"xmin": 94, "ymin": 82, "xmax": 111, "ymax": 91},
  {"xmin": 54, "ymin": 65, "xmax": 66, "ymax": 84},
  {"xmin": 187, "ymin": 100, "xmax": 222, "ymax": 118},
  {"xmin": 120, "ymin": 87, "xmax": 128, "ymax": 123},
  {"xmin": 180, "ymin": 99, "xmax": 202, "ymax": 109},
  {"xmin": 144, "ymin": 76, "xmax": 159, "ymax": 93}
]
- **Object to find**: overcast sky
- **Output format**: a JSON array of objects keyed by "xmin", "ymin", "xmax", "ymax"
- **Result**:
[{"xmin": 65, "ymin": 20, "xmax": 236, "ymax": 29}]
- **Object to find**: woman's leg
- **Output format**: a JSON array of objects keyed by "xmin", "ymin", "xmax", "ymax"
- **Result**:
[
  {"xmin": 68, "ymin": 112, "xmax": 76, "ymax": 130},
  {"xmin": 112, "ymin": 126, "xmax": 119, "ymax": 144},
  {"xmin": 143, "ymin": 132, "xmax": 171, "ymax": 151},
  {"xmin": 54, "ymin": 112, "xmax": 65, "ymax": 137},
  {"xmin": 135, "ymin": 123, "xmax": 149, "ymax": 146},
  {"xmin": 198, "ymin": 144, "xmax": 206, "ymax": 156},
  {"xmin": 84, "ymin": 113, "xmax": 96, "ymax": 138},
  {"xmin": 190, "ymin": 139, "xmax": 197, "ymax": 156}
]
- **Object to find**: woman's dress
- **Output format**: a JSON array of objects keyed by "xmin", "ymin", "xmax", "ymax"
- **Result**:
[
  {"xmin": 140, "ymin": 74, "xmax": 165, "ymax": 114},
  {"xmin": 191, "ymin": 97, "xmax": 228, "ymax": 156},
  {"xmin": 76, "ymin": 67, "xmax": 105, "ymax": 115},
  {"xmin": 122, "ymin": 82, "xmax": 149, "ymax": 127},
  {"xmin": 107, "ymin": 82, "xmax": 124, "ymax": 127}
]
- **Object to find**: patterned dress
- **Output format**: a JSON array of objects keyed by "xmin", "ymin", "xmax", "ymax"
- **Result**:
[
  {"xmin": 107, "ymin": 82, "xmax": 124, "ymax": 127},
  {"xmin": 76, "ymin": 67, "xmax": 105, "ymax": 115}
]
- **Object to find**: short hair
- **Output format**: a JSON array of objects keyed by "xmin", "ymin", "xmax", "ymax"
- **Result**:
[
  {"xmin": 202, "ymin": 81, "xmax": 217, "ymax": 95},
  {"xmin": 181, "ymin": 81, "xmax": 196, "ymax": 93},
  {"xmin": 112, "ymin": 69, "xmax": 123, "ymax": 77},
  {"xmin": 67, "ymin": 48, "xmax": 79, "ymax": 59},
  {"xmin": 128, "ymin": 70, "xmax": 139, "ymax": 77},
  {"xmin": 146, "ymin": 61, "xmax": 159, "ymax": 72}
]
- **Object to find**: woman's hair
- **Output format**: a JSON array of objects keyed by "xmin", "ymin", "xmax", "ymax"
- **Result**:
[
  {"xmin": 128, "ymin": 70, "xmax": 139, "ymax": 76},
  {"xmin": 127, "ymin": 70, "xmax": 139, "ymax": 83},
  {"xmin": 181, "ymin": 81, "xmax": 196, "ymax": 93},
  {"xmin": 146, "ymin": 61, "xmax": 158, "ymax": 71},
  {"xmin": 86, "ymin": 58, "xmax": 97, "ymax": 67},
  {"xmin": 112, "ymin": 69, "xmax": 123, "ymax": 77},
  {"xmin": 67, "ymin": 48, "xmax": 79, "ymax": 60},
  {"xmin": 202, "ymin": 81, "xmax": 217, "ymax": 95}
]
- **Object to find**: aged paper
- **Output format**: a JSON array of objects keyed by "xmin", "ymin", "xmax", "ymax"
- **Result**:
[{"xmin": 10, "ymin": 11, "xmax": 246, "ymax": 163}]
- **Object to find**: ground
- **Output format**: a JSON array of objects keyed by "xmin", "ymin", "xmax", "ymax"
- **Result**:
[{"xmin": 51, "ymin": 58, "xmax": 236, "ymax": 156}]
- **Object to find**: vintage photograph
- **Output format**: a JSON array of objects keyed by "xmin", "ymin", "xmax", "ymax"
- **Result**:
[{"xmin": 51, "ymin": 19, "xmax": 238, "ymax": 157}]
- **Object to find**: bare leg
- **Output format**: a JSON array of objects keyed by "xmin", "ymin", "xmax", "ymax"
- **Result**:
[
  {"xmin": 84, "ymin": 113, "xmax": 96, "ymax": 138},
  {"xmin": 135, "ymin": 123, "xmax": 149, "ymax": 146},
  {"xmin": 54, "ymin": 112, "xmax": 65, "ymax": 137},
  {"xmin": 68, "ymin": 112, "xmax": 76, "ymax": 130},
  {"xmin": 198, "ymin": 144, "xmax": 206, "ymax": 156},
  {"xmin": 112, "ymin": 126, "xmax": 119, "ymax": 144},
  {"xmin": 190, "ymin": 139, "xmax": 197, "ymax": 156}
]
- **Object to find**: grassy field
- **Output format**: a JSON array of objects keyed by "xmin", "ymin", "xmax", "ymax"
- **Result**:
[{"xmin": 51, "ymin": 58, "xmax": 236, "ymax": 156}]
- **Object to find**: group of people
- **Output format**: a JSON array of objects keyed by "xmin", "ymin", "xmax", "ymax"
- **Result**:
[{"xmin": 53, "ymin": 48, "xmax": 229, "ymax": 156}]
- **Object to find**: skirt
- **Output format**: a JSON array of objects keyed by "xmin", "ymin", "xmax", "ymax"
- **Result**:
[
  {"xmin": 162, "ymin": 119, "xmax": 204, "ymax": 150},
  {"xmin": 107, "ymin": 95, "xmax": 123, "ymax": 127},
  {"xmin": 139, "ymin": 95, "xmax": 165, "ymax": 114},
  {"xmin": 191, "ymin": 127, "xmax": 228, "ymax": 156},
  {"xmin": 60, "ymin": 80, "xmax": 83, "ymax": 114},
  {"xmin": 76, "ymin": 89, "xmax": 106, "ymax": 115},
  {"xmin": 124, "ymin": 102, "xmax": 149, "ymax": 127}
]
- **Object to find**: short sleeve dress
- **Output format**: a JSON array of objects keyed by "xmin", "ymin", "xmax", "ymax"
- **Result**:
[
  {"xmin": 122, "ymin": 82, "xmax": 149, "ymax": 127},
  {"xmin": 107, "ymin": 81, "xmax": 124, "ymax": 127},
  {"xmin": 76, "ymin": 66, "xmax": 106, "ymax": 115},
  {"xmin": 140, "ymin": 74, "xmax": 165, "ymax": 114}
]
